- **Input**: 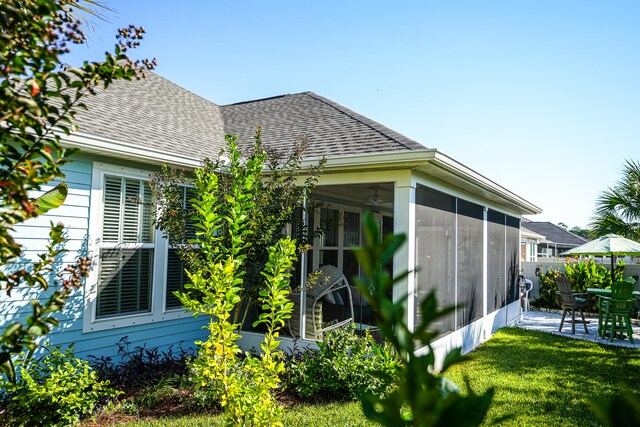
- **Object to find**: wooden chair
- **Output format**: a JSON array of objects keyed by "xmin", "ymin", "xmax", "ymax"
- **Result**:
[
  {"xmin": 556, "ymin": 276, "xmax": 589, "ymax": 334},
  {"xmin": 598, "ymin": 279, "xmax": 636, "ymax": 344}
]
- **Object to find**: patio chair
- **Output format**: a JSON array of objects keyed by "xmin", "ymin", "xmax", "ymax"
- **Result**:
[
  {"xmin": 288, "ymin": 265, "xmax": 355, "ymax": 341},
  {"xmin": 556, "ymin": 276, "xmax": 589, "ymax": 334},
  {"xmin": 520, "ymin": 276, "xmax": 533, "ymax": 312},
  {"xmin": 598, "ymin": 279, "xmax": 636, "ymax": 344}
]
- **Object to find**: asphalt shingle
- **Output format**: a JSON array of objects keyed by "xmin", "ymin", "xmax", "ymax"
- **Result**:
[
  {"xmin": 71, "ymin": 72, "xmax": 427, "ymax": 160},
  {"xmin": 72, "ymin": 71, "xmax": 226, "ymax": 160},
  {"xmin": 522, "ymin": 222, "xmax": 588, "ymax": 246},
  {"xmin": 221, "ymin": 92, "xmax": 426, "ymax": 157}
]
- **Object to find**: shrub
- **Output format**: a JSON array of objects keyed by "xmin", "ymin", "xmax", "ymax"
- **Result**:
[
  {"xmin": 2, "ymin": 346, "xmax": 119, "ymax": 427},
  {"xmin": 283, "ymin": 325, "xmax": 401, "ymax": 400},
  {"xmin": 88, "ymin": 337, "xmax": 192, "ymax": 393},
  {"xmin": 536, "ymin": 259, "xmax": 624, "ymax": 311}
]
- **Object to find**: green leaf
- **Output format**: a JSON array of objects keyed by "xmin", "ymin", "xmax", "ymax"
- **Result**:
[{"xmin": 34, "ymin": 182, "xmax": 68, "ymax": 215}]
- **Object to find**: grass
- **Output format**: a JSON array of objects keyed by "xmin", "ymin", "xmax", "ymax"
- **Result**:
[
  {"xmin": 446, "ymin": 328, "xmax": 640, "ymax": 426},
  {"xmin": 93, "ymin": 327, "xmax": 640, "ymax": 426},
  {"xmin": 116, "ymin": 401, "xmax": 373, "ymax": 427}
]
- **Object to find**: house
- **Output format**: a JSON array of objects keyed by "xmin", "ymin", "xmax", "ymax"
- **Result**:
[
  {"xmin": 521, "ymin": 226, "xmax": 545, "ymax": 263},
  {"xmin": 2, "ymin": 71, "xmax": 541, "ymax": 362},
  {"xmin": 521, "ymin": 221, "xmax": 588, "ymax": 259}
]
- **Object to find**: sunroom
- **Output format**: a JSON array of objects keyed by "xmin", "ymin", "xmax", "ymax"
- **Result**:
[{"xmin": 238, "ymin": 149, "xmax": 541, "ymax": 356}]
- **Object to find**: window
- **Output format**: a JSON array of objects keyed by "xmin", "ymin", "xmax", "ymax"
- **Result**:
[
  {"xmin": 96, "ymin": 176, "xmax": 154, "ymax": 318},
  {"xmin": 165, "ymin": 186, "xmax": 196, "ymax": 310},
  {"xmin": 314, "ymin": 206, "xmax": 361, "ymax": 284},
  {"xmin": 85, "ymin": 163, "xmax": 187, "ymax": 332}
]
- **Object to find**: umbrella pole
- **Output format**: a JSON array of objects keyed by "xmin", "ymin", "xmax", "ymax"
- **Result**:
[{"xmin": 611, "ymin": 254, "xmax": 617, "ymax": 285}]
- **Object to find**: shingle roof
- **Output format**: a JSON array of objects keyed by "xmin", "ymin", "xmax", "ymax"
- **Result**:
[
  {"xmin": 70, "ymin": 72, "xmax": 427, "ymax": 160},
  {"xmin": 221, "ymin": 92, "xmax": 426, "ymax": 157},
  {"xmin": 522, "ymin": 222, "xmax": 588, "ymax": 246},
  {"xmin": 72, "ymin": 71, "xmax": 226, "ymax": 159}
]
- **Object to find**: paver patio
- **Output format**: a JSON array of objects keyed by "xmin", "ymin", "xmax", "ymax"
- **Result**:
[{"xmin": 516, "ymin": 309, "xmax": 640, "ymax": 348}]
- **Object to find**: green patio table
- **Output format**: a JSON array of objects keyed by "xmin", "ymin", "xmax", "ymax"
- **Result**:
[{"xmin": 587, "ymin": 288, "xmax": 640, "ymax": 338}]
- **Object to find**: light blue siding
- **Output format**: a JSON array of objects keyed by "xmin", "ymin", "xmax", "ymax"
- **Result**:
[{"xmin": 1, "ymin": 153, "xmax": 209, "ymax": 360}]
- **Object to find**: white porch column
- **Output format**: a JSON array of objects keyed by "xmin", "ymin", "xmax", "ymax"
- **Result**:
[{"xmin": 394, "ymin": 180, "xmax": 416, "ymax": 332}]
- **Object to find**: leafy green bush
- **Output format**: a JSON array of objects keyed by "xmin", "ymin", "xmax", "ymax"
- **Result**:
[
  {"xmin": 88, "ymin": 337, "xmax": 192, "ymax": 393},
  {"xmin": 283, "ymin": 325, "xmax": 401, "ymax": 400},
  {"xmin": 535, "ymin": 268, "xmax": 562, "ymax": 309},
  {"xmin": 354, "ymin": 213, "xmax": 493, "ymax": 426},
  {"xmin": 2, "ymin": 346, "xmax": 120, "ymax": 427},
  {"xmin": 536, "ymin": 259, "xmax": 624, "ymax": 311}
]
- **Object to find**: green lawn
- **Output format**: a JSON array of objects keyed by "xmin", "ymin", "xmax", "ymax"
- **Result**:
[
  {"xmin": 119, "ymin": 401, "xmax": 372, "ymax": 427},
  {"xmin": 446, "ymin": 328, "xmax": 640, "ymax": 426},
  {"xmin": 116, "ymin": 328, "xmax": 639, "ymax": 426}
]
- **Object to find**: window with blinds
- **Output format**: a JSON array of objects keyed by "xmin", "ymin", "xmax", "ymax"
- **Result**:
[
  {"xmin": 96, "ymin": 175, "xmax": 155, "ymax": 318},
  {"xmin": 165, "ymin": 186, "xmax": 196, "ymax": 310}
]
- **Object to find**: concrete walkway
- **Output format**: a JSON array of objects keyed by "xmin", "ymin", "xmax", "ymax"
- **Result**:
[{"xmin": 516, "ymin": 310, "xmax": 640, "ymax": 349}]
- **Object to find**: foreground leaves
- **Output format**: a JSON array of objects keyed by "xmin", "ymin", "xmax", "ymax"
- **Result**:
[{"xmin": 353, "ymin": 213, "xmax": 493, "ymax": 427}]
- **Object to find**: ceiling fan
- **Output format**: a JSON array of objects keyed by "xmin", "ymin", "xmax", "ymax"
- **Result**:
[{"xmin": 366, "ymin": 187, "xmax": 393, "ymax": 208}]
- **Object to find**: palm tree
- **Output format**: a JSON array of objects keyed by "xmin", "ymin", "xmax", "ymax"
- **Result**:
[{"xmin": 590, "ymin": 160, "xmax": 640, "ymax": 239}]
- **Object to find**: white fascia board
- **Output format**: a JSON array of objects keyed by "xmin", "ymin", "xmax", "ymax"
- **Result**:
[
  {"xmin": 301, "ymin": 149, "xmax": 438, "ymax": 170},
  {"xmin": 303, "ymin": 149, "xmax": 542, "ymax": 215},
  {"xmin": 60, "ymin": 131, "xmax": 201, "ymax": 169},
  {"xmin": 428, "ymin": 151, "xmax": 542, "ymax": 215}
]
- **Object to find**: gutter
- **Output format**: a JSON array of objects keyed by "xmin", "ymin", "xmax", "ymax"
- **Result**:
[
  {"xmin": 61, "ymin": 131, "xmax": 541, "ymax": 215},
  {"xmin": 303, "ymin": 149, "xmax": 542, "ymax": 215}
]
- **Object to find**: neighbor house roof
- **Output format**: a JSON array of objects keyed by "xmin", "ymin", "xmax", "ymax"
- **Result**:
[
  {"xmin": 521, "ymin": 226, "xmax": 545, "ymax": 241},
  {"xmin": 522, "ymin": 222, "xmax": 587, "ymax": 246},
  {"xmin": 221, "ymin": 92, "xmax": 426, "ymax": 157}
]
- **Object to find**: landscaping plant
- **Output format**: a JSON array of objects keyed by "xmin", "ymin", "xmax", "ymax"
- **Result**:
[
  {"xmin": 0, "ymin": 0, "xmax": 153, "ymax": 384},
  {"xmin": 167, "ymin": 136, "xmax": 298, "ymax": 426},
  {"xmin": 3, "ymin": 346, "xmax": 119, "ymax": 427},
  {"xmin": 283, "ymin": 325, "xmax": 401, "ymax": 400},
  {"xmin": 535, "ymin": 259, "xmax": 623, "ymax": 311},
  {"xmin": 152, "ymin": 128, "xmax": 324, "ymax": 329},
  {"xmin": 591, "ymin": 159, "xmax": 640, "ymax": 240},
  {"xmin": 353, "ymin": 213, "xmax": 493, "ymax": 427}
]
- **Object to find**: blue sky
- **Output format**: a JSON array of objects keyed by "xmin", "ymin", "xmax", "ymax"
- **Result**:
[{"xmin": 64, "ymin": 1, "xmax": 640, "ymax": 228}]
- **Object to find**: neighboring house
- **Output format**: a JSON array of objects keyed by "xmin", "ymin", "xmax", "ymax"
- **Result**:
[
  {"xmin": 2, "ymin": 72, "xmax": 541, "ymax": 363},
  {"xmin": 522, "ymin": 221, "xmax": 588, "ymax": 259},
  {"xmin": 521, "ymin": 226, "xmax": 545, "ymax": 263}
]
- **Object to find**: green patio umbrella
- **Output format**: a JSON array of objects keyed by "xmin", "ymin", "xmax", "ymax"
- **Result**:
[{"xmin": 560, "ymin": 234, "xmax": 640, "ymax": 284}]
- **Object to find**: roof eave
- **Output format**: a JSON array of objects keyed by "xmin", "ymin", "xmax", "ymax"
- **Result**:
[
  {"xmin": 60, "ymin": 130, "xmax": 201, "ymax": 169},
  {"xmin": 303, "ymin": 149, "xmax": 542, "ymax": 216}
]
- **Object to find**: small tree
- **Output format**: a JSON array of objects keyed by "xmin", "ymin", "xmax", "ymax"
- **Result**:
[
  {"xmin": 591, "ymin": 159, "xmax": 640, "ymax": 240},
  {"xmin": 152, "ymin": 129, "xmax": 324, "ymax": 328},
  {"xmin": 171, "ymin": 135, "xmax": 298, "ymax": 426},
  {"xmin": 0, "ymin": 0, "xmax": 154, "ymax": 381}
]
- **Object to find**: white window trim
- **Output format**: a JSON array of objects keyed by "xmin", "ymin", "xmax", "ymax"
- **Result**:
[{"xmin": 83, "ymin": 162, "xmax": 188, "ymax": 333}]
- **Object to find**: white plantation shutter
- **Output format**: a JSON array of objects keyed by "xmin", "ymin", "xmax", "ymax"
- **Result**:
[
  {"xmin": 96, "ymin": 174, "xmax": 155, "ymax": 318},
  {"xmin": 183, "ymin": 187, "xmax": 197, "ymax": 242},
  {"xmin": 97, "ymin": 249, "xmax": 152, "ymax": 317},
  {"xmin": 103, "ymin": 176, "xmax": 123, "ymax": 242},
  {"xmin": 102, "ymin": 176, "xmax": 154, "ymax": 243},
  {"xmin": 165, "ymin": 248, "xmax": 187, "ymax": 309},
  {"xmin": 165, "ymin": 186, "xmax": 196, "ymax": 310}
]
